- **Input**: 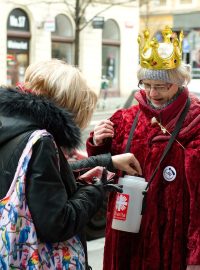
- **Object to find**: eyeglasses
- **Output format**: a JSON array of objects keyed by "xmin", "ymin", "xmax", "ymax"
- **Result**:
[{"xmin": 138, "ymin": 80, "xmax": 172, "ymax": 92}]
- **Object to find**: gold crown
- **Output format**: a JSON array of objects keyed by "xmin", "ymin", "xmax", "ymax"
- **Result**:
[{"xmin": 137, "ymin": 26, "xmax": 184, "ymax": 70}]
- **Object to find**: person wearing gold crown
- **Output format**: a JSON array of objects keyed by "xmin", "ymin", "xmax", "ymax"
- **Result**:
[{"xmin": 86, "ymin": 25, "xmax": 200, "ymax": 270}]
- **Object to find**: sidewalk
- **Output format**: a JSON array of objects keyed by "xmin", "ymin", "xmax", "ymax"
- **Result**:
[
  {"xmin": 87, "ymin": 237, "xmax": 105, "ymax": 270},
  {"xmin": 96, "ymin": 97, "xmax": 127, "ymax": 111}
]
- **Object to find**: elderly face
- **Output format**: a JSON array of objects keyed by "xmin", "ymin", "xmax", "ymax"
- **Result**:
[{"xmin": 139, "ymin": 80, "xmax": 179, "ymax": 108}]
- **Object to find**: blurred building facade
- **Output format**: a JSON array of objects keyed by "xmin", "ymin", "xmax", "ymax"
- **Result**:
[
  {"xmin": 139, "ymin": 0, "xmax": 200, "ymax": 79},
  {"xmin": 0, "ymin": 0, "xmax": 139, "ymax": 97}
]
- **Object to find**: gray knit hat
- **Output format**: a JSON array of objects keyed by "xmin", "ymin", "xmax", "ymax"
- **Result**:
[{"xmin": 137, "ymin": 64, "xmax": 191, "ymax": 86}]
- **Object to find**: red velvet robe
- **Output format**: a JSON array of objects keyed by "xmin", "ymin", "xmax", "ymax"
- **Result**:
[{"xmin": 86, "ymin": 88, "xmax": 200, "ymax": 270}]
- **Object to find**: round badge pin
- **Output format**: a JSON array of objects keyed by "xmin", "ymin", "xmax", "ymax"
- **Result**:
[{"xmin": 163, "ymin": 166, "xmax": 176, "ymax": 182}]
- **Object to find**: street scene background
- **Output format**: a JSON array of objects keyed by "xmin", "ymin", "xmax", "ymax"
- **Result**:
[{"xmin": 1, "ymin": 0, "xmax": 200, "ymax": 269}]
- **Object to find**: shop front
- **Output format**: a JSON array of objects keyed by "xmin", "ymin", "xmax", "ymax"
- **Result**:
[
  {"xmin": 7, "ymin": 8, "xmax": 30, "ymax": 86},
  {"xmin": 101, "ymin": 19, "xmax": 120, "ymax": 97},
  {"xmin": 173, "ymin": 12, "xmax": 200, "ymax": 79},
  {"xmin": 51, "ymin": 14, "xmax": 74, "ymax": 64}
]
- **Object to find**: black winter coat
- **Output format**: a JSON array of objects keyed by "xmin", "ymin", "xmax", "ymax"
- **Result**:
[{"xmin": 0, "ymin": 87, "xmax": 110, "ymax": 247}]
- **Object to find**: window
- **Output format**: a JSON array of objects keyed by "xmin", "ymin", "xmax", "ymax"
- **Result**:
[
  {"xmin": 7, "ymin": 8, "xmax": 30, "ymax": 86},
  {"xmin": 188, "ymin": 30, "xmax": 200, "ymax": 79},
  {"xmin": 102, "ymin": 20, "xmax": 120, "ymax": 94},
  {"xmin": 159, "ymin": 0, "xmax": 166, "ymax": 4},
  {"xmin": 180, "ymin": 0, "xmax": 192, "ymax": 3},
  {"xmin": 51, "ymin": 14, "xmax": 74, "ymax": 64}
]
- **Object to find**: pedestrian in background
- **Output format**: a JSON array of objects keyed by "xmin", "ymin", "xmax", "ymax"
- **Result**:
[
  {"xmin": 0, "ymin": 59, "xmax": 141, "ymax": 269},
  {"xmin": 86, "ymin": 26, "xmax": 200, "ymax": 270}
]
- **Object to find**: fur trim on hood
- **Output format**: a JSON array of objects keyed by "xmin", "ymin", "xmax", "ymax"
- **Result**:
[{"xmin": 0, "ymin": 87, "xmax": 81, "ymax": 149}]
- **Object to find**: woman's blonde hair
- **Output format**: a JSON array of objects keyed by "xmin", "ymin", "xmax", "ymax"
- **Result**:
[{"xmin": 24, "ymin": 59, "xmax": 97, "ymax": 129}]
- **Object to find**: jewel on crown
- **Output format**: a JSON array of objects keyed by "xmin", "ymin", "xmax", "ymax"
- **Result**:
[{"xmin": 137, "ymin": 25, "xmax": 184, "ymax": 70}]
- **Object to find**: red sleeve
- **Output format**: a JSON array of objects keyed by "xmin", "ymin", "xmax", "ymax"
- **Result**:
[
  {"xmin": 185, "ymin": 135, "xmax": 200, "ymax": 265},
  {"xmin": 86, "ymin": 109, "xmax": 125, "ymax": 157},
  {"xmin": 86, "ymin": 132, "xmax": 111, "ymax": 156}
]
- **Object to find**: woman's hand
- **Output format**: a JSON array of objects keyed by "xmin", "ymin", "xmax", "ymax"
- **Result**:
[
  {"xmin": 93, "ymin": 120, "xmax": 114, "ymax": 146},
  {"xmin": 187, "ymin": 266, "xmax": 200, "ymax": 270},
  {"xmin": 112, "ymin": 153, "xmax": 142, "ymax": 176}
]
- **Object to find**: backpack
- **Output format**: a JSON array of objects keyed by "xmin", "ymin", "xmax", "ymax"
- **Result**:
[{"xmin": 0, "ymin": 130, "xmax": 85, "ymax": 269}]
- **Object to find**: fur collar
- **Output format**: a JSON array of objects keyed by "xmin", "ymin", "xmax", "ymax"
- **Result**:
[{"xmin": 0, "ymin": 87, "xmax": 81, "ymax": 149}]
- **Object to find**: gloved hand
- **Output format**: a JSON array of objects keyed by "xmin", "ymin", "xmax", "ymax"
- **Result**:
[{"xmin": 93, "ymin": 168, "xmax": 123, "ymax": 193}]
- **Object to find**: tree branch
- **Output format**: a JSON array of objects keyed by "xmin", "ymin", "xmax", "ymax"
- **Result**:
[
  {"xmin": 63, "ymin": 0, "xmax": 76, "ymax": 19},
  {"xmin": 79, "ymin": 0, "xmax": 93, "ymax": 19},
  {"xmin": 80, "ymin": 0, "xmax": 134, "ymax": 31}
]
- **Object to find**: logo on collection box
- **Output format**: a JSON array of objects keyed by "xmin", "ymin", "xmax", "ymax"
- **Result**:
[{"xmin": 113, "ymin": 193, "xmax": 129, "ymax": 221}]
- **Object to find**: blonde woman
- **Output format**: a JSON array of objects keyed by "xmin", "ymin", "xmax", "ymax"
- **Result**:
[{"xmin": 0, "ymin": 59, "xmax": 140, "ymax": 269}]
